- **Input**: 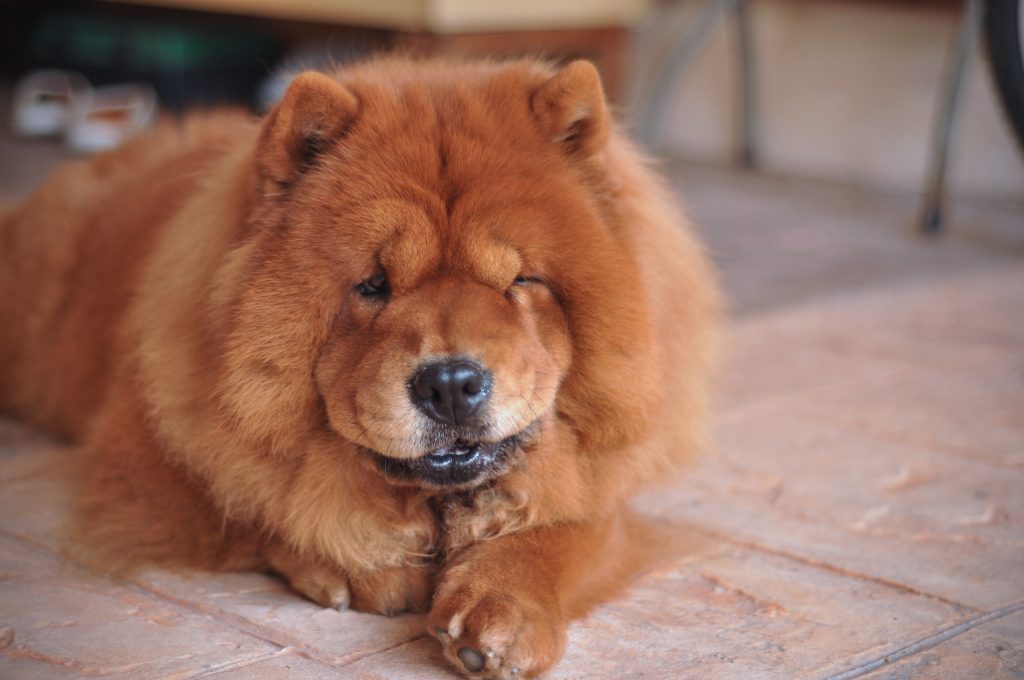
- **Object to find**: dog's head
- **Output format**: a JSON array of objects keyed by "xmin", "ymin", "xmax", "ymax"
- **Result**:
[{"xmin": 221, "ymin": 60, "xmax": 659, "ymax": 489}]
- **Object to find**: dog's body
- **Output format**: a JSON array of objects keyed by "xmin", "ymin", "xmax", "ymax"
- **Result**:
[{"xmin": 0, "ymin": 58, "xmax": 718, "ymax": 678}]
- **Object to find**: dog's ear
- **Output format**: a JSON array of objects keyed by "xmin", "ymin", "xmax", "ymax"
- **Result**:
[
  {"xmin": 257, "ymin": 72, "xmax": 358, "ymax": 187},
  {"xmin": 531, "ymin": 60, "xmax": 609, "ymax": 157}
]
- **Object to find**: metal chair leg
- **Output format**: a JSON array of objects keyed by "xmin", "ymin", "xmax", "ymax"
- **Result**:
[
  {"xmin": 920, "ymin": 0, "xmax": 982, "ymax": 236},
  {"xmin": 639, "ymin": 0, "xmax": 742, "ymax": 146},
  {"xmin": 735, "ymin": 0, "xmax": 759, "ymax": 168}
]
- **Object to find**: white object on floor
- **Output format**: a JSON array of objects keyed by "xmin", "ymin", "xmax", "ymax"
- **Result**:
[
  {"xmin": 65, "ymin": 83, "xmax": 158, "ymax": 154},
  {"xmin": 11, "ymin": 69, "xmax": 91, "ymax": 138}
]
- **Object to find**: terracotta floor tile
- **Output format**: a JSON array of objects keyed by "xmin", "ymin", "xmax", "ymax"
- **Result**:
[
  {"xmin": 644, "ymin": 403, "xmax": 1024, "ymax": 610},
  {"xmin": 719, "ymin": 264, "xmax": 1024, "ymax": 415},
  {"xmin": 793, "ymin": 359, "xmax": 1024, "ymax": 470},
  {"xmin": 0, "ymin": 536, "xmax": 279, "ymax": 679}
]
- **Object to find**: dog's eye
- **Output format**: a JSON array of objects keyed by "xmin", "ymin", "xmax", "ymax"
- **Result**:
[
  {"xmin": 356, "ymin": 272, "xmax": 389, "ymax": 298},
  {"xmin": 507, "ymin": 274, "xmax": 546, "ymax": 299}
]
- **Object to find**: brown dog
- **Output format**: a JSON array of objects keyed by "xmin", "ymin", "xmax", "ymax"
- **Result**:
[{"xmin": 0, "ymin": 58, "xmax": 719, "ymax": 678}]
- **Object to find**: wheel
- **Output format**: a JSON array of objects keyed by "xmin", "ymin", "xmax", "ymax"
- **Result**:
[{"xmin": 984, "ymin": 0, "xmax": 1024, "ymax": 151}]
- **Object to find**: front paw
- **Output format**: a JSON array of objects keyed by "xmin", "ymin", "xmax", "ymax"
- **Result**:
[
  {"xmin": 269, "ymin": 549, "xmax": 433, "ymax": 615},
  {"xmin": 428, "ymin": 564, "xmax": 566, "ymax": 679}
]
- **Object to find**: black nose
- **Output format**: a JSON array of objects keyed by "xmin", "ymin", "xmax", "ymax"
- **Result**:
[{"xmin": 411, "ymin": 360, "xmax": 490, "ymax": 426}]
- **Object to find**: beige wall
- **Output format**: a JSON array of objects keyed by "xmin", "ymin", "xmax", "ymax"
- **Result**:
[{"xmin": 628, "ymin": 0, "xmax": 1024, "ymax": 205}]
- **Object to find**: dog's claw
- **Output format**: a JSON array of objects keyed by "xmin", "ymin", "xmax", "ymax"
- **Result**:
[{"xmin": 458, "ymin": 647, "xmax": 485, "ymax": 673}]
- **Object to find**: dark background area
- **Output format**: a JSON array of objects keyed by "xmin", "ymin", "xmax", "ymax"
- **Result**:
[{"xmin": 0, "ymin": 1, "xmax": 392, "ymax": 112}]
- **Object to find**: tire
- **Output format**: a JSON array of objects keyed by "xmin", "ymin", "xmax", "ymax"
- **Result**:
[{"xmin": 984, "ymin": 0, "xmax": 1024, "ymax": 152}]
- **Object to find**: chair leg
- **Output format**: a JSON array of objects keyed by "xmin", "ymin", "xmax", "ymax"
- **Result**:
[
  {"xmin": 920, "ymin": 0, "xmax": 982, "ymax": 236},
  {"xmin": 639, "ymin": 0, "xmax": 742, "ymax": 146},
  {"xmin": 734, "ymin": 0, "xmax": 759, "ymax": 169}
]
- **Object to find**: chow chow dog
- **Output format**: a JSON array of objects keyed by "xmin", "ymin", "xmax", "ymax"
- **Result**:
[{"xmin": 0, "ymin": 58, "xmax": 719, "ymax": 678}]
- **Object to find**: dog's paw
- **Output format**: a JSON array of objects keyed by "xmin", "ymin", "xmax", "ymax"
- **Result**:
[
  {"xmin": 271, "ymin": 550, "xmax": 432, "ymax": 615},
  {"xmin": 428, "ymin": 565, "xmax": 566, "ymax": 679},
  {"xmin": 283, "ymin": 559, "xmax": 354, "ymax": 610}
]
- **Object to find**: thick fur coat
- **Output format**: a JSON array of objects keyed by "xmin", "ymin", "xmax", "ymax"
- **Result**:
[{"xmin": 0, "ymin": 58, "xmax": 719, "ymax": 678}]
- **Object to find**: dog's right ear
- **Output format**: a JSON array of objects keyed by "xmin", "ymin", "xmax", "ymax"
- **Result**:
[{"xmin": 257, "ymin": 72, "xmax": 358, "ymax": 187}]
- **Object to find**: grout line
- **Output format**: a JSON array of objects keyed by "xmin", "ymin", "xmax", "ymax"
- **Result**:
[
  {"xmin": 683, "ymin": 522, "xmax": 978, "ymax": 612},
  {"xmin": 0, "ymin": 528, "xmax": 63, "ymax": 557},
  {"xmin": 324, "ymin": 632, "xmax": 434, "ymax": 667},
  {"xmin": 820, "ymin": 600, "xmax": 1024, "ymax": 680},
  {"xmin": 335, "ymin": 633, "xmax": 433, "ymax": 669},
  {"xmin": 180, "ymin": 648, "xmax": 294, "ymax": 679}
]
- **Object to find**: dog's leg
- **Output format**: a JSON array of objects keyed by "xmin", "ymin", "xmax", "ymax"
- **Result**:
[{"xmin": 429, "ymin": 512, "xmax": 629, "ymax": 679}]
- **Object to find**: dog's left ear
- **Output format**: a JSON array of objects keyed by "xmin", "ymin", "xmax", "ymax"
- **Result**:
[
  {"xmin": 531, "ymin": 60, "xmax": 609, "ymax": 157},
  {"xmin": 257, "ymin": 72, "xmax": 359, "ymax": 187}
]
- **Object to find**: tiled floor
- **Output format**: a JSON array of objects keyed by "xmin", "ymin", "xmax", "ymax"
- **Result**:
[{"xmin": 1, "ymin": 144, "xmax": 1022, "ymax": 678}]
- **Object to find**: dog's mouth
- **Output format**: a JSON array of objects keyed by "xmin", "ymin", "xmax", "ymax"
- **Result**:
[
  {"xmin": 422, "ymin": 442, "xmax": 486, "ymax": 470},
  {"xmin": 367, "ymin": 434, "xmax": 525, "ymax": 488}
]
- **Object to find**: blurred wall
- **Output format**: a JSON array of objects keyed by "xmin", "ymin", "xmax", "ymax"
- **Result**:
[{"xmin": 629, "ymin": 0, "xmax": 1024, "ymax": 205}]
